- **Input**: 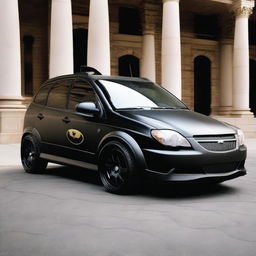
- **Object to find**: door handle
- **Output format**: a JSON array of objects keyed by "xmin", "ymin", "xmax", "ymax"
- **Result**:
[
  {"xmin": 37, "ymin": 113, "xmax": 44, "ymax": 120},
  {"xmin": 62, "ymin": 116, "xmax": 71, "ymax": 123}
]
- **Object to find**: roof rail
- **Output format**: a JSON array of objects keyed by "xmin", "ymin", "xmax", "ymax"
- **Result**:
[{"xmin": 80, "ymin": 66, "xmax": 102, "ymax": 75}]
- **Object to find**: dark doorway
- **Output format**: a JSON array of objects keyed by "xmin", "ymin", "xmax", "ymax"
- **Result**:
[
  {"xmin": 119, "ymin": 55, "xmax": 140, "ymax": 77},
  {"xmin": 73, "ymin": 28, "xmax": 88, "ymax": 73},
  {"xmin": 23, "ymin": 35, "xmax": 34, "ymax": 96},
  {"xmin": 250, "ymin": 59, "xmax": 256, "ymax": 116},
  {"xmin": 194, "ymin": 56, "xmax": 211, "ymax": 115}
]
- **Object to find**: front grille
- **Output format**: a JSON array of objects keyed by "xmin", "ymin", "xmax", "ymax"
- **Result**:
[
  {"xmin": 198, "ymin": 141, "xmax": 236, "ymax": 151},
  {"xmin": 194, "ymin": 134, "xmax": 237, "ymax": 151}
]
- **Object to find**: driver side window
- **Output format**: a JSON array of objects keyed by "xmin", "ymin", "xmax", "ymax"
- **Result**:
[{"xmin": 68, "ymin": 81, "xmax": 97, "ymax": 111}]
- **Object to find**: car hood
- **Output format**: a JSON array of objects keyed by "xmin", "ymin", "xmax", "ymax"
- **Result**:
[{"xmin": 119, "ymin": 109, "xmax": 236, "ymax": 137}]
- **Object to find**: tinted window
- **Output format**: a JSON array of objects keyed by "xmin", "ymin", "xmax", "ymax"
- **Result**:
[
  {"xmin": 47, "ymin": 81, "xmax": 71, "ymax": 109},
  {"xmin": 99, "ymin": 80, "xmax": 187, "ymax": 110},
  {"xmin": 34, "ymin": 84, "xmax": 51, "ymax": 105},
  {"xmin": 68, "ymin": 81, "xmax": 96, "ymax": 111}
]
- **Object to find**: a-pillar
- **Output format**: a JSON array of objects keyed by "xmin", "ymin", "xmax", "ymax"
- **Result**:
[
  {"xmin": 161, "ymin": 0, "xmax": 182, "ymax": 99},
  {"xmin": 232, "ymin": 1, "xmax": 254, "ymax": 116},
  {"xmin": 218, "ymin": 40, "xmax": 233, "ymax": 115},
  {"xmin": 49, "ymin": 0, "xmax": 73, "ymax": 78},
  {"xmin": 87, "ymin": 0, "xmax": 111, "ymax": 75},
  {"xmin": 141, "ymin": 30, "xmax": 156, "ymax": 82},
  {"xmin": 0, "ymin": 0, "xmax": 26, "ymax": 143}
]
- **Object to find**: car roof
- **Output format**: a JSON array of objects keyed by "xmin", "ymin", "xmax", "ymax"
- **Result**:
[{"xmin": 43, "ymin": 73, "xmax": 150, "ymax": 86}]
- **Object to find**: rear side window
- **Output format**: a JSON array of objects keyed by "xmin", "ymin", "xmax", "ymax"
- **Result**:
[
  {"xmin": 68, "ymin": 81, "xmax": 96, "ymax": 111},
  {"xmin": 34, "ymin": 84, "xmax": 51, "ymax": 105},
  {"xmin": 47, "ymin": 81, "xmax": 72, "ymax": 109}
]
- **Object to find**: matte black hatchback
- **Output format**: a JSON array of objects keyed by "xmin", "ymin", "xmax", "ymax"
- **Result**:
[{"xmin": 21, "ymin": 67, "xmax": 247, "ymax": 194}]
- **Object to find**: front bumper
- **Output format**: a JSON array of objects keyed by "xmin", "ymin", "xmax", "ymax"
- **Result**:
[{"xmin": 142, "ymin": 144, "xmax": 247, "ymax": 182}]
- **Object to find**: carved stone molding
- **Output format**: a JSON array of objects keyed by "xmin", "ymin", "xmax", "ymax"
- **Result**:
[{"xmin": 233, "ymin": 0, "xmax": 255, "ymax": 18}]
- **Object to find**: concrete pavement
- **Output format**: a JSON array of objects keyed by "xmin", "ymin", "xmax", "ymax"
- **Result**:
[{"xmin": 0, "ymin": 140, "xmax": 256, "ymax": 256}]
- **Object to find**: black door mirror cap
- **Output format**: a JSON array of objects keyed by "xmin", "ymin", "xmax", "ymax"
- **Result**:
[{"xmin": 76, "ymin": 102, "xmax": 100, "ymax": 116}]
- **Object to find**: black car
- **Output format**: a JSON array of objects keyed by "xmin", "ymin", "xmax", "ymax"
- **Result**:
[{"xmin": 21, "ymin": 67, "xmax": 247, "ymax": 194}]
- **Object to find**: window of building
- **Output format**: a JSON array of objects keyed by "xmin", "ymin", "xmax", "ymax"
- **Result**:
[
  {"xmin": 249, "ymin": 19, "xmax": 256, "ymax": 45},
  {"xmin": 73, "ymin": 28, "xmax": 88, "ymax": 73},
  {"xmin": 194, "ymin": 15, "xmax": 219, "ymax": 40},
  {"xmin": 23, "ymin": 35, "xmax": 34, "ymax": 96},
  {"xmin": 119, "ymin": 55, "xmax": 140, "ymax": 77},
  {"xmin": 47, "ymin": 81, "xmax": 72, "ymax": 109},
  {"xmin": 68, "ymin": 81, "xmax": 96, "ymax": 111},
  {"xmin": 119, "ymin": 7, "xmax": 142, "ymax": 35}
]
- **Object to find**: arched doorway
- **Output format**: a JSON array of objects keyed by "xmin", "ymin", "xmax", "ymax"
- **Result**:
[
  {"xmin": 250, "ymin": 59, "xmax": 256, "ymax": 116},
  {"xmin": 194, "ymin": 55, "xmax": 211, "ymax": 115},
  {"xmin": 119, "ymin": 55, "xmax": 140, "ymax": 77},
  {"xmin": 73, "ymin": 28, "xmax": 88, "ymax": 73}
]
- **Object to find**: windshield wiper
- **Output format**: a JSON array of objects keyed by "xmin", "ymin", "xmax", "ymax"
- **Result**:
[
  {"xmin": 117, "ymin": 107, "xmax": 152, "ymax": 110},
  {"xmin": 150, "ymin": 107, "xmax": 176, "ymax": 109},
  {"xmin": 151, "ymin": 106, "xmax": 188, "ymax": 110}
]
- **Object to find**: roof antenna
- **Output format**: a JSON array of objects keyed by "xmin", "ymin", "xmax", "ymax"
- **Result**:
[
  {"xmin": 129, "ymin": 64, "xmax": 133, "ymax": 77},
  {"xmin": 80, "ymin": 66, "xmax": 102, "ymax": 75}
]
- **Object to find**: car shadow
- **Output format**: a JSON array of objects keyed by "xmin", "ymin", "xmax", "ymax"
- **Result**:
[{"xmin": 44, "ymin": 165, "xmax": 240, "ymax": 199}]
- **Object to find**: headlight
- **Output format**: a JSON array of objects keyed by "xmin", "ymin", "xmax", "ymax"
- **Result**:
[
  {"xmin": 151, "ymin": 130, "xmax": 191, "ymax": 147},
  {"xmin": 237, "ymin": 129, "xmax": 245, "ymax": 146}
]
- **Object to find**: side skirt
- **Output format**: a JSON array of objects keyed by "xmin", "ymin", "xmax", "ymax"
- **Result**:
[{"xmin": 40, "ymin": 153, "xmax": 98, "ymax": 171}]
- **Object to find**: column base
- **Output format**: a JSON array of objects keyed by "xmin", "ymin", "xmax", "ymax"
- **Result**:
[
  {"xmin": 212, "ymin": 106, "xmax": 233, "ymax": 116},
  {"xmin": 230, "ymin": 109, "xmax": 254, "ymax": 118},
  {"xmin": 0, "ymin": 99, "xmax": 27, "ymax": 144}
]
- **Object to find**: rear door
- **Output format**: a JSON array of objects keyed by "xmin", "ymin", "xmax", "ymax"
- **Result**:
[{"xmin": 35, "ymin": 79, "xmax": 74, "ymax": 155}]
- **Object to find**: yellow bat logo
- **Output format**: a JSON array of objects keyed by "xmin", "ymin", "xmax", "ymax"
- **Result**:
[{"xmin": 66, "ymin": 129, "xmax": 84, "ymax": 145}]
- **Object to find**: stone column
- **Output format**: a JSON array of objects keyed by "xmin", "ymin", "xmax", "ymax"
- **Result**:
[
  {"xmin": 218, "ymin": 40, "xmax": 233, "ymax": 115},
  {"xmin": 0, "ymin": 0, "xmax": 22, "ymax": 100},
  {"xmin": 87, "ymin": 0, "xmax": 111, "ymax": 75},
  {"xmin": 141, "ymin": 30, "xmax": 156, "ymax": 82},
  {"xmin": 49, "ymin": 0, "xmax": 73, "ymax": 78},
  {"xmin": 232, "ymin": 1, "xmax": 254, "ymax": 116},
  {"xmin": 0, "ymin": 0, "xmax": 26, "ymax": 143},
  {"xmin": 161, "ymin": 0, "xmax": 182, "ymax": 99}
]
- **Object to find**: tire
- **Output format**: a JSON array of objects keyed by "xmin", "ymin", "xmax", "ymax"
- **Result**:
[
  {"xmin": 21, "ymin": 135, "xmax": 48, "ymax": 173},
  {"xmin": 98, "ymin": 141, "xmax": 140, "ymax": 194}
]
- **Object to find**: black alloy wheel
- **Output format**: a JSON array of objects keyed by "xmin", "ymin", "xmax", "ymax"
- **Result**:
[
  {"xmin": 21, "ymin": 135, "xmax": 48, "ymax": 173},
  {"xmin": 99, "ymin": 141, "xmax": 139, "ymax": 194}
]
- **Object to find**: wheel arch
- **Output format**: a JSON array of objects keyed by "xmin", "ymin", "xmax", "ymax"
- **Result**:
[
  {"xmin": 22, "ymin": 128, "xmax": 42, "ymax": 148},
  {"xmin": 97, "ymin": 131, "xmax": 147, "ymax": 171}
]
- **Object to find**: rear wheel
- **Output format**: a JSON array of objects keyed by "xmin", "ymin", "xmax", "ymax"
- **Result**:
[
  {"xmin": 99, "ymin": 141, "xmax": 140, "ymax": 194},
  {"xmin": 21, "ymin": 135, "xmax": 48, "ymax": 173}
]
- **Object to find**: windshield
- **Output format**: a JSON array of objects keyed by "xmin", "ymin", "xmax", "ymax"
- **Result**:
[{"xmin": 98, "ymin": 79, "xmax": 187, "ymax": 110}]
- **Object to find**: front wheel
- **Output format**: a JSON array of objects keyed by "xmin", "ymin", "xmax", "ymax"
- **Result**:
[
  {"xmin": 21, "ymin": 135, "xmax": 48, "ymax": 173},
  {"xmin": 98, "ymin": 141, "xmax": 140, "ymax": 194}
]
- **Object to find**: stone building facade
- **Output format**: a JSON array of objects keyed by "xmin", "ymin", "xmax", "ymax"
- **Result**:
[{"xmin": 0, "ymin": 0, "xmax": 256, "ymax": 143}]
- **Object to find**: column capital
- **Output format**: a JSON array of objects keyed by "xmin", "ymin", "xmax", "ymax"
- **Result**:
[
  {"xmin": 142, "ymin": 22, "xmax": 155, "ymax": 35},
  {"xmin": 233, "ymin": 0, "xmax": 254, "ymax": 18},
  {"xmin": 163, "ymin": 0, "xmax": 180, "ymax": 3}
]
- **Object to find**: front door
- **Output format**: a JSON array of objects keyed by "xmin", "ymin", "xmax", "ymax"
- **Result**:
[{"xmin": 59, "ymin": 79, "xmax": 103, "ymax": 164}]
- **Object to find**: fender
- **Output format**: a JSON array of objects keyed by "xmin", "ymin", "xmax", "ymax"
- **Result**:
[
  {"xmin": 22, "ymin": 127, "xmax": 43, "ymax": 150},
  {"xmin": 97, "ymin": 131, "xmax": 147, "ymax": 171}
]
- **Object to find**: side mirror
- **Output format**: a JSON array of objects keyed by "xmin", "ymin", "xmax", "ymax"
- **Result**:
[{"xmin": 76, "ymin": 102, "xmax": 100, "ymax": 116}]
